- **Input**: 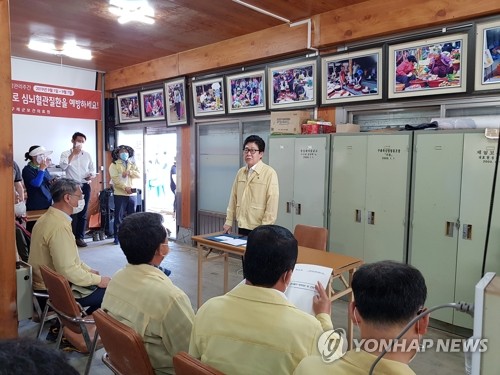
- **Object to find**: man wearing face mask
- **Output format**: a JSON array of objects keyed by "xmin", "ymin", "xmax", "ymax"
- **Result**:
[
  {"xmin": 189, "ymin": 225, "xmax": 333, "ymax": 374},
  {"xmin": 109, "ymin": 145, "xmax": 141, "ymax": 245},
  {"xmin": 29, "ymin": 178, "xmax": 111, "ymax": 314},
  {"xmin": 59, "ymin": 132, "xmax": 96, "ymax": 247}
]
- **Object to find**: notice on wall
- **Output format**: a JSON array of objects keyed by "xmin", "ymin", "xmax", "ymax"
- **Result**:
[{"xmin": 11, "ymin": 80, "xmax": 102, "ymax": 120}]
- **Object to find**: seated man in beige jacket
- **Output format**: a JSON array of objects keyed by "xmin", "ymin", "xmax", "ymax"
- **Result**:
[
  {"xmin": 29, "ymin": 178, "xmax": 111, "ymax": 314},
  {"xmin": 189, "ymin": 224, "xmax": 334, "ymax": 374}
]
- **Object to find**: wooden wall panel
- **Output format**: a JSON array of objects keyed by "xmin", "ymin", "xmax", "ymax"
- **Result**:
[
  {"xmin": 106, "ymin": 54, "xmax": 179, "ymax": 91},
  {"xmin": 106, "ymin": 23, "xmax": 308, "ymax": 91},
  {"xmin": 0, "ymin": 0, "xmax": 18, "ymax": 339},
  {"xmin": 316, "ymin": 0, "xmax": 500, "ymax": 47},
  {"xmin": 178, "ymin": 23, "xmax": 308, "ymax": 76}
]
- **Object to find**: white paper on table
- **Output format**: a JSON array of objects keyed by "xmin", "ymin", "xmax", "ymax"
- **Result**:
[
  {"xmin": 220, "ymin": 238, "xmax": 247, "ymax": 246},
  {"xmin": 285, "ymin": 263, "xmax": 333, "ymax": 315}
]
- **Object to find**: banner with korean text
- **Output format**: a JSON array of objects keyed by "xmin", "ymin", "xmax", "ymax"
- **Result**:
[{"xmin": 11, "ymin": 80, "xmax": 102, "ymax": 120}]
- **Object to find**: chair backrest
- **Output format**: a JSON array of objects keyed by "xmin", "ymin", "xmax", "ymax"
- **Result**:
[
  {"xmin": 39, "ymin": 265, "xmax": 99, "ymax": 358},
  {"xmin": 92, "ymin": 309, "xmax": 155, "ymax": 375},
  {"xmin": 173, "ymin": 352, "xmax": 224, "ymax": 375},
  {"xmin": 39, "ymin": 265, "xmax": 85, "ymax": 332},
  {"xmin": 294, "ymin": 224, "xmax": 328, "ymax": 251}
]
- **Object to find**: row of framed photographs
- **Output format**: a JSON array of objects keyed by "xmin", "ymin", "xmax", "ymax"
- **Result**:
[
  {"xmin": 117, "ymin": 19, "xmax": 500, "ymax": 124},
  {"xmin": 117, "ymin": 77, "xmax": 188, "ymax": 126}
]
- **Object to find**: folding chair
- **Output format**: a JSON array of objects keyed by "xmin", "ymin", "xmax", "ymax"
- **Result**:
[
  {"xmin": 39, "ymin": 265, "xmax": 100, "ymax": 375},
  {"xmin": 173, "ymin": 352, "xmax": 224, "ymax": 375},
  {"xmin": 294, "ymin": 224, "xmax": 328, "ymax": 251},
  {"xmin": 90, "ymin": 308, "xmax": 155, "ymax": 375}
]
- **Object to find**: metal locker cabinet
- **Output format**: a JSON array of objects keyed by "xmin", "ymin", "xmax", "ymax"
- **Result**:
[
  {"xmin": 363, "ymin": 133, "xmax": 412, "ymax": 263},
  {"xmin": 269, "ymin": 136, "xmax": 295, "ymax": 230},
  {"xmin": 268, "ymin": 135, "xmax": 330, "ymax": 232},
  {"xmin": 409, "ymin": 132, "xmax": 464, "ymax": 324},
  {"xmin": 329, "ymin": 134, "xmax": 367, "ymax": 259},
  {"xmin": 454, "ymin": 133, "xmax": 500, "ymax": 328}
]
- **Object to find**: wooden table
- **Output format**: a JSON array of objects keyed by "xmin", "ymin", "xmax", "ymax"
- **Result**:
[{"xmin": 192, "ymin": 232, "xmax": 363, "ymax": 348}]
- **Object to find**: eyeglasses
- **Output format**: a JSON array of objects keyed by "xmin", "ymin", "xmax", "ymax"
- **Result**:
[
  {"xmin": 243, "ymin": 148, "xmax": 260, "ymax": 155},
  {"xmin": 69, "ymin": 194, "xmax": 85, "ymax": 199}
]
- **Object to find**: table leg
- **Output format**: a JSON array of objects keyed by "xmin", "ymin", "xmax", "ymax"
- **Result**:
[
  {"xmin": 197, "ymin": 245, "xmax": 203, "ymax": 309},
  {"xmin": 223, "ymin": 253, "xmax": 229, "ymax": 293}
]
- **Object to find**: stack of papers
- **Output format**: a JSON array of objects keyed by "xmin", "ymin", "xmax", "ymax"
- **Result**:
[{"xmin": 212, "ymin": 235, "xmax": 247, "ymax": 247}]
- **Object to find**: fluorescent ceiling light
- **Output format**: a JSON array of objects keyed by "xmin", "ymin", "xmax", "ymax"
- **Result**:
[
  {"xmin": 28, "ymin": 40, "xmax": 92, "ymax": 60},
  {"xmin": 109, "ymin": 0, "xmax": 155, "ymax": 24}
]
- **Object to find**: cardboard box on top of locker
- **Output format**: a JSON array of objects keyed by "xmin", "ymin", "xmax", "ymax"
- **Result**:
[{"xmin": 270, "ymin": 110, "xmax": 311, "ymax": 134}]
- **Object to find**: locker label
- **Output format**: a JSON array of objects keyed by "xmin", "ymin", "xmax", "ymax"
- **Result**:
[
  {"xmin": 377, "ymin": 147, "xmax": 401, "ymax": 161},
  {"xmin": 299, "ymin": 147, "xmax": 319, "ymax": 159},
  {"xmin": 475, "ymin": 148, "xmax": 497, "ymax": 164}
]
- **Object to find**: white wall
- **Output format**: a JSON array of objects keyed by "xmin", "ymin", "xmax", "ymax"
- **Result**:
[{"xmin": 11, "ymin": 58, "xmax": 98, "ymax": 172}]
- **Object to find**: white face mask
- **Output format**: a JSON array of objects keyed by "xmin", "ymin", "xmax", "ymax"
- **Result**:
[
  {"xmin": 73, "ymin": 198, "xmax": 85, "ymax": 214},
  {"xmin": 36, "ymin": 155, "xmax": 45, "ymax": 164},
  {"xmin": 75, "ymin": 142, "xmax": 83, "ymax": 149}
]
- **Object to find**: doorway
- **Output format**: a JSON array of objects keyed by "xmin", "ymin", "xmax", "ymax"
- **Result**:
[
  {"xmin": 144, "ymin": 132, "xmax": 177, "ymax": 239},
  {"xmin": 116, "ymin": 127, "xmax": 178, "ymax": 239}
]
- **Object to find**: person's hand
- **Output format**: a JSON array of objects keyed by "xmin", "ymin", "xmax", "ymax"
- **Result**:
[
  {"xmin": 313, "ymin": 281, "xmax": 331, "ymax": 316},
  {"xmin": 223, "ymin": 224, "xmax": 231, "ymax": 234},
  {"xmin": 71, "ymin": 147, "xmax": 81, "ymax": 156},
  {"xmin": 97, "ymin": 276, "xmax": 111, "ymax": 288},
  {"xmin": 90, "ymin": 269, "xmax": 100, "ymax": 275},
  {"xmin": 39, "ymin": 160, "xmax": 47, "ymax": 171},
  {"xmin": 125, "ymin": 187, "xmax": 133, "ymax": 194},
  {"xmin": 122, "ymin": 171, "xmax": 129, "ymax": 178}
]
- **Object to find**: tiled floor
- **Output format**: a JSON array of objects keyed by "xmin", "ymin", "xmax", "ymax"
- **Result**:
[{"xmin": 19, "ymin": 237, "xmax": 470, "ymax": 374}]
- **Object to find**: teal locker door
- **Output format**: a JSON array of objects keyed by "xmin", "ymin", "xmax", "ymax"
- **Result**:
[
  {"xmin": 329, "ymin": 135, "xmax": 367, "ymax": 258},
  {"xmin": 293, "ymin": 136, "xmax": 330, "ymax": 228},
  {"xmin": 269, "ymin": 137, "xmax": 295, "ymax": 231},
  {"xmin": 454, "ymin": 133, "xmax": 500, "ymax": 328},
  {"xmin": 409, "ymin": 133, "xmax": 463, "ymax": 324},
  {"xmin": 364, "ymin": 134, "xmax": 411, "ymax": 263}
]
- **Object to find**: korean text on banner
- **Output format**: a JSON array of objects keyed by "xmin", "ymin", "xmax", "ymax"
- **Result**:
[{"xmin": 11, "ymin": 80, "xmax": 102, "ymax": 120}]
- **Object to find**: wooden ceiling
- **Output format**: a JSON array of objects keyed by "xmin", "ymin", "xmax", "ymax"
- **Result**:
[{"xmin": 9, "ymin": 0, "xmax": 368, "ymax": 73}]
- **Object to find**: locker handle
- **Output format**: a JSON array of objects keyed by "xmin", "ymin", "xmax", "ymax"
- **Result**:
[
  {"xmin": 355, "ymin": 209, "xmax": 362, "ymax": 223},
  {"xmin": 367, "ymin": 211, "xmax": 375, "ymax": 225},
  {"xmin": 462, "ymin": 224, "xmax": 472, "ymax": 240},
  {"xmin": 296, "ymin": 203, "xmax": 301, "ymax": 215},
  {"xmin": 445, "ymin": 221, "xmax": 455, "ymax": 237},
  {"xmin": 286, "ymin": 202, "xmax": 292, "ymax": 213}
]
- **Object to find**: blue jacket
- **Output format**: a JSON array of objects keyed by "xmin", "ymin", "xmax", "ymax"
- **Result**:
[{"xmin": 22, "ymin": 164, "xmax": 53, "ymax": 210}]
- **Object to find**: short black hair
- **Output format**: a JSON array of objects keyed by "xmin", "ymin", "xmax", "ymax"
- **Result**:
[
  {"xmin": 352, "ymin": 260, "xmax": 427, "ymax": 325},
  {"xmin": 0, "ymin": 338, "xmax": 79, "ymax": 375},
  {"xmin": 407, "ymin": 55, "xmax": 417, "ymax": 63},
  {"xmin": 243, "ymin": 225, "xmax": 297, "ymax": 287},
  {"xmin": 243, "ymin": 135, "xmax": 265, "ymax": 153},
  {"xmin": 50, "ymin": 178, "xmax": 81, "ymax": 203},
  {"xmin": 72, "ymin": 132, "xmax": 86, "ymax": 141},
  {"xmin": 118, "ymin": 212, "xmax": 167, "ymax": 265}
]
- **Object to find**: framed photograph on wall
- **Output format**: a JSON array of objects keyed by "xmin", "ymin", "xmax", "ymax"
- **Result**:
[
  {"xmin": 388, "ymin": 33, "xmax": 467, "ymax": 98},
  {"xmin": 117, "ymin": 92, "xmax": 140, "ymax": 123},
  {"xmin": 475, "ymin": 20, "xmax": 500, "ymax": 91},
  {"xmin": 321, "ymin": 47, "xmax": 382, "ymax": 105},
  {"xmin": 191, "ymin": 77, "xmax": 226, "ymax": 117},
  {"xmin": 268, "ymin": 59, "xmax": 317, "ymax": 110},
  {"xmin": 226, "ymin": 70, "xmax": 266, "ymax": 114},
  {"xmin": 165, "ymin": 78, "xmax": 188, "ymax": 126},
  {"xmin": 140, "ymin": 88, "xmax": 165, "ymax": 121}
]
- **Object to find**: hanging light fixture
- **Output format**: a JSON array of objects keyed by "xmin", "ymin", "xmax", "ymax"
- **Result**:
[
  {"xmin": 28, "ymin": 39, "xmax": 92, "ymax": 60},
  {"xmin": 109, "ymin": 0, "xmax": 155, "ymax": 25}
]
